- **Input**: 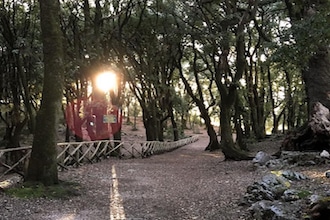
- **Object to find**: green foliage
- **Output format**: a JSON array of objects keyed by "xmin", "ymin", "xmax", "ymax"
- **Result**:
[
  {"xmin": 6, "ymin": 181, "xmax": 81, "ymax": 199},
  {"xmin": 297, "ymin": 190, "xmax": 312, "ymax": 199},
  {"xmin": 272, "ymin": 6, "xmax": 330, "ymax": 68}
]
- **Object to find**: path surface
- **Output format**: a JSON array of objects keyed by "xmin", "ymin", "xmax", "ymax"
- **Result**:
[
  {"xmin": 107, "ymin": 135, "xmax": 259, "ymax": 220},
  {"xmin": 0, "ymin": 134, "xmax": 263, "ymax": 220}
]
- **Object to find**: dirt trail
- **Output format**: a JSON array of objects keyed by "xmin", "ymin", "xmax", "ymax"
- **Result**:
[{"xmin": 107, "ymin": 134, "xmax": 257, "ymax": 220}]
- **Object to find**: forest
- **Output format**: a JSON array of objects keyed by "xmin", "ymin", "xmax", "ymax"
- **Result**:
[
  {"xmin": 1, "ymin": 0, "xmax": 330, "ymax": 219},
  {"xmin": 0, "ymin": 0, "xmax": 330, "ymax": 194}
]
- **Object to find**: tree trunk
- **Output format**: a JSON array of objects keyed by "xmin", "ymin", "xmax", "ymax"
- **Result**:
[
  {"xmin": 303, "ymin": 47, "xmax": 330, "ymax": 115},
  {"xmin": 168, "ymin": 102, "xmax": 179, "ymax": 141},
  {"xmin": 177, "ymin": 59, "xmax": 221, "ymax": 151},
  {"xmin": 267, "ymin": 66, "xmax": 278, "ymax": 133},
  {"xmin": 282, "ymin": 102, "xmax": 330, "ymax": 152},
  {"xmin": 285, "ymin": 70, "xmax": 295, "ymax": 130},
  {"xmin": 234, "ymin": 94, "xmax": 248, "ymax": 151},
  {"xmin": 247, "ymin": 61, "xmax": 265, "ymax": 139},
  {"xmin": 220, "ymin": 99, "xmax": 251, "ymax": 160},
  {"xmin": 283, "ymin": 0, "xmax": 330, "ymax": 117},
  {"xmin": 201, "ymin": 107, "xmax": 220, "ymax": 151},
  {"xmin": 213, "ymin": 15, "xmax": 253, "ymax": 160},
  {"xmin": 158, "ymin": 119, "xmax": 164, "ymax": 142},
  {"xmin": 26, "ymin": 0, "xmax": 64, "ymax": 185},
  {"xmin": 143, "ymin": 108, "xmax": 158, "ymax": 141},
  {"xmin": 282, "ymin": 0, "xmax": 330, "ymax": 151},
  {"xmin": 15, "ymin": 53, "xmax": 36, "ymax": 134}
]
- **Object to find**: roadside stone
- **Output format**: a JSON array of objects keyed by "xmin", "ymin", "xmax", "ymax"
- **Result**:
[
  {"xmin": 242, "ymin": 170, "xmax": 308, "ymax": 219},
  {"xmin": 282, "ymin": 189, "xmax": 300, "ymax": 202},
  {"xmin": 241, "ymin": 172, "xmax": 294, "ymax": 205},
  {"xmin": 247, "ymin": 146, "xmax": 330, "ymax": 219},
  {"xmin": 0, "ymin": 175, "xmax": 23, "ymax": 191},
  {"xmin": 307, "ymin": 196, "xmax": 330, "ymax": 219},
  {"xmin": 320, "ymin": 150, "xmax": 330, "ymax": 158},
  {"xmin": 309, "ymin": 194, "xmax": 322, "ymax": 204},
  {"xmin": 280, "ymin": 170, "xmax": 307, "ymax": 181},
  {"xmin": 253, "ymin": 151, "xmax": 273, "ymax": 166},
  {"xmin": 248, "ymin": 200, "xmax": 300, "ymax": 220},
  {"xmin": 325, "ymin": 190, "xmax": 330, "ymax": 196},
  {"xmin": 245, "ymin": 182, "xmax": 277, "ymax": 202},
  {"xmin": 325, "ymin": 171, "xmax": 330, "ymax": 178},
  {"xmin": 281, "ymin": 151, "xmax": 326, "ymax": 166},
  {"xmin": 261, "ymin": 174, "xmax": 285, "ymax": 187},
  {"xmin": 266, "ymin": 159, "xmax": 286, "ymax": 169}
]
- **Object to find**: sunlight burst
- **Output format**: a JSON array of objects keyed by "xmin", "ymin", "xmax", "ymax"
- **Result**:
[{"xmin": 96, "ymin": 71, "xmax": 117, "ymax": 93}]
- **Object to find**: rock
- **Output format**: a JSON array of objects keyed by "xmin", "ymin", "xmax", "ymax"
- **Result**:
[
  {"xmin": 241, "ymin": 173, "xmax": 293, "ymax": 205},
  {"xmin": 249, "ymin": 200, "xmax": 300, "ymax": 220},
  {"xmin": 320, "ymin": 150, "xmax": 330, "ymax": 158},
  {"xmin": 266, "ymin": 159, "xmax": 286, "ymax": 169},
  {"xmin": 325, "ymin": 190, "xmax": 330, "ymax": 197},
  {"xmin": 0, "ymin": 175, "xmax": 23, "ymax": 191},
  {"xmin": 253, "ymin": 151, "xmax": 272, "ymax": 166},
  {"xmin": 307, "ymin": 196, "xmax": 330, "ymax": 220},
  {"xmin": 260, "ymin": 151, "xmax": 328, "ymax": 170},
  {"xmin": 242, "ymin": 170, "xmax": 309, "ymax": 219},
  {"xmin": 281, "ymin": 151, "xmax": 326, "ymax": 166},
  {"xmin": 309, "ymin": 194, "xmax": 322, "ymax": 204},
  {"xmin": 262, "ymin": 173, "xmax": 291, "ymax": 188},
  {"xmin": 282, "ymin": 189, "xmax": 300, "ymax": 202},
  {"xmin": 325, "ymin": 171, "xmax": 330, "ymax": 178},
  {"xmin": 280, "ymin": 170, "xmax": 307, "ymax": 181},
  {"xmin": 246, "ymin": 182, "xmax": 277, "ymax": 202}
]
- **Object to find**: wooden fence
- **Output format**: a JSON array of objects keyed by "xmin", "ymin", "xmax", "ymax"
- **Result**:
[{"xmin": 0, "ymin": 135, "xmax": 199, "ymax": 180}]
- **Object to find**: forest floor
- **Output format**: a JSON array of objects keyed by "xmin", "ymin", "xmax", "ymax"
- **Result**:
[{"xmin": 1, "ymin": 120, "xmax": 330, "ymax": 219}]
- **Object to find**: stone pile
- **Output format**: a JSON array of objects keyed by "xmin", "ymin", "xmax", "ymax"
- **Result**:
[{"xmin": 241, "ymin": 150, "xmax": 330, "ymax": 220}]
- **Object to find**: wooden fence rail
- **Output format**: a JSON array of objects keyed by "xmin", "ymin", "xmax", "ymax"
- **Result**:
[{"xmin": 0, "ymin": 135, "xmax": 199, "ymax": 180}]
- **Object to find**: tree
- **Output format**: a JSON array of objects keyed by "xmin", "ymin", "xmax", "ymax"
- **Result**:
[
  {"xmin": 0, "ymin": 1, "xmax": 41, "ymax": 149},
  {"xmin": 26, "ymin": 0, "xmax": 64, "ymax": 185},
  {"xmin": 175, "ymin": 0, "xmax": 259, "ymax": 160},
  {"xmin": 280, "ymin": 0, "xmax": 330, "ymax": 151},
  {"xmin": 283, "ymin": 0, "xmax": 330, "ymax": 113},
  {"xmin": 108, "ymin": 1, "xmax": 183, "ymax": 141}
]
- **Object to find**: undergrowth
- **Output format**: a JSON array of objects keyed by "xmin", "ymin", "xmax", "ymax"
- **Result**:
[{"xmin": 5, "ymin": 180, "xmax": 81, "ymax": 199}]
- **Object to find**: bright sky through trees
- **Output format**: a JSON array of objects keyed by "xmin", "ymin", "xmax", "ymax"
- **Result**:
[{"xmin": 96, "ymin": 71, "xmax": 117, "ymax": 93}]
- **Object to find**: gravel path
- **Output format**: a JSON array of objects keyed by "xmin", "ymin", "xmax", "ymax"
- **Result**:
[{"xmin": 0, "ymin": 134, "xmax": 265, "ymax": 220}]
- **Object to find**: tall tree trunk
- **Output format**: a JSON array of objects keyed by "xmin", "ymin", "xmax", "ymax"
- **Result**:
[
  {"xmin": 215, "ymin": 25, "xmax": 251, "ymax": 159},
  {"xmin": 234, "ymin": 94, "xmax": 248, "ymax": 151},
  {"xmin": 247, "ymin": 60, "xmax": 265, "ymax": 139},
  {"xmin": 220, "ymin": 92, "xmax": 251, "ymax": 160},
  {"xmin": 284, "ymin": 0, "xmax": 330, "ymax": 115},
  {"xmin": 281, "ymin": 0, "xmax": 330, "ymax": 151},
  {"xmin": 26, "ymin": 0, "xmax": 64, "ymax": 185},
  {"xmin": 169, "ymin": 105, "xmax": 179, "ymax": 141},
  {"xmin": 200, "ymin": 105, "xmax": 220, "ymax": 151},
  {"xmin": 177, "ymin": 60, "xmax": 220, "ymax": 151},
  {"xmin": 142, "ymin": 108, "xmax": 158, "ymax": 141},
  {"xmin": 15, "ymin": 54, "xmax": 36, "ymax": 134},
  {"xmin": 285, "ymin": 70, "xmax": 295, "ymax": 130},
  {"xmin": 267, "ymin": 66, "xmax": 278, "ymax": 133},
  {"xmin": 303, "ymin": 47, "xmax": 330, "ymax": 114}
]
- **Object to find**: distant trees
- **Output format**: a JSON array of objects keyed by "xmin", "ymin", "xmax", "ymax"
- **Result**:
[
  {"xmin": 176, "ymin": 0, "xmax": 261, "ymax": 159},
  {"xmin": 0, "ymin": 1, "xmax": 41, "ymax": 149}
]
